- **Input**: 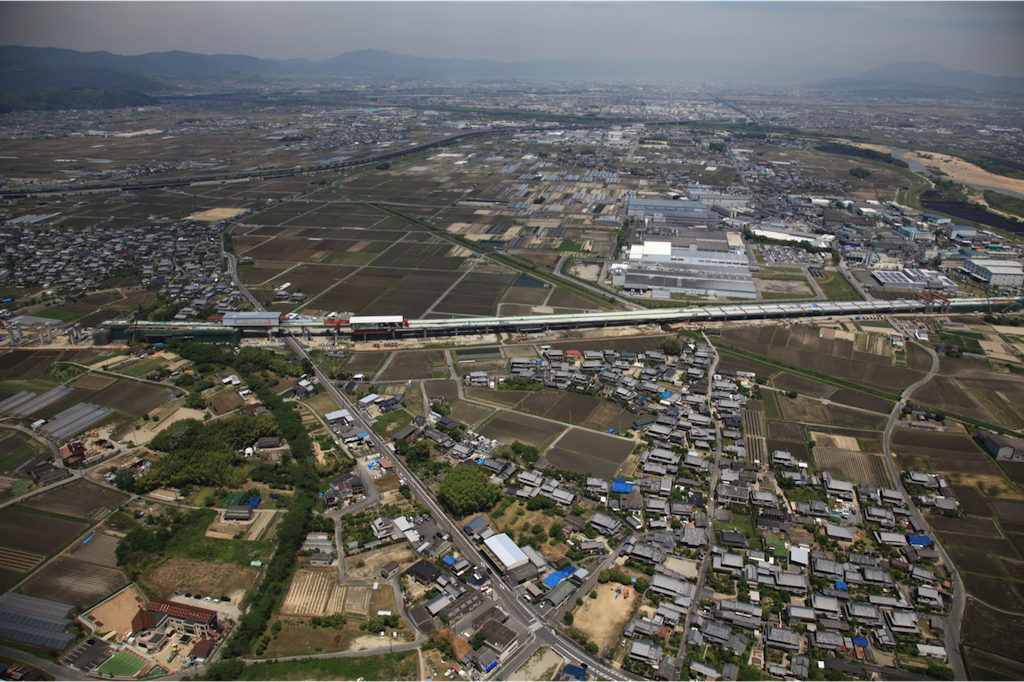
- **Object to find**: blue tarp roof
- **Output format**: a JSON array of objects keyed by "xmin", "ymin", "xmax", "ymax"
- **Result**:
[
  {"xmin": 660, "ymin": 391, "xmax": 672, "ymax": 399},
  {"xmin": 562, "ymin": 665, "xmax": 587, "ymax": 681},
  {"xmin": 852, "ymin": 636, "xmax": 869, "ymax": 647},
  {"xmin": 835, "ymin": 580, "xmax": 848, "ymax": 590},
  {"xmin": 907, "ymin": 534, "xmax": 932, "ymax": 546},
  {"xmin": 543, "ymin": 565, "xmax": 577, "ymax": 589},
  {"xmin": 247, "ymin": 497, "xmax": 261, "ymax": 507},
  {"xmin": 638, "ymin": 396, "xmax": 647, "ymax": 403},
  {"xmin": 611, "ymin": 479, "xmax": 633, "ymax": 494},
  {"xmin": 443, "ymin": 556, "xmax": 456, "ymax": 565},
  {"xmin": 357, "ymin": 431, "xmax": 370, "ymax": 439}
]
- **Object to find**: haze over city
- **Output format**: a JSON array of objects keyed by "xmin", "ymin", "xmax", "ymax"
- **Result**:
[{"xmin": 2, "ymin": 1, "xmax": 1023, "ymax": 79}]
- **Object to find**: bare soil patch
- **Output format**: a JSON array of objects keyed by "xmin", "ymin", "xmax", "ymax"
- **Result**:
[
  {"xmin": 345, "ymin": 545, "xmax": 416, "ymax": 581},
  {"xmin": 479, "ymin": 411, "xmax": 563, "ymax": 448},
  {"xmin": 70, "ymin": 374, "xmax": 117, "ymax": 391},
  {"xmin": 145, "ymin": 557, "xmax": 259, "ymax": 599},
  {"xmin": 513, "ymin": 647, "xmax": 565, "ymax": 682},
  {"xmin": 572, "ymin": 583, "xmax": 636, "ymax": 656},
  {"xmin": 83, "ymin": 583, "xmax": 147, "ymax": 641}
]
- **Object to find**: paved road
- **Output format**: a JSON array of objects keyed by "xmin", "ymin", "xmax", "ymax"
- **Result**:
[
  {"xmin": 0, "ymin": 645, "xmax": 78, "ymax": 680},
  {"xmin": 229, "ymin": 250, "xmax": 637, "ymax": 680},
  {"xmin": 880, "ymin": 339, "xmax": 967, "ymax": 680}
]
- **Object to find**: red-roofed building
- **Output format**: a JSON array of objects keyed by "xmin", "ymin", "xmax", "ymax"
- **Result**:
[
  {"xmin": 565, "ymin": 350, "xmax": 582, "ymax": 361},
  {"xmin": 131, "ymin": 599, "xmax": 218, "ymax": 651}
]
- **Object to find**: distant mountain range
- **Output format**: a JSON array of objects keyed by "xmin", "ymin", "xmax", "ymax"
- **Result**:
[
  {"xmin": 0, "ymin": 45, "xmax": 855, "ymax": 91},
  {"xmin": 0, "ymin": 46, "xmax": 1020, "ymax": 98},
  {"xmin": 814, "ymin": 61, "xmax": 1024, "ymax": 95}
]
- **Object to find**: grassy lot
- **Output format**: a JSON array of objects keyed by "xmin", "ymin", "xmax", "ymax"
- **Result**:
[
  {"xmin": 755, "ymin": 268, "xmax": 810, "ymax": 281},
  {"xmin": 118, "ymin": 357, "xmax": 165, "ymax": 377},
  {"xmin": 559, "ymin": 239, "xmax": 583, "ymax": 252},
  {"xmin": 165, "ymin": 509, "xmax": 274, "ymax": 564},
  {"xmin": 33, "ymin": 308, "xmax": 81, "ymax": 322},
  {"xmin": 303, "ymin": 392, "xmax": 341, "ymax": 419},
  {"xmin": 236, "ymin": 651, "xmax": 419, "ymax": 681},
  {"xmin": 817, "ymin": 270, "xmax": 862, "ymax": 301},
  {"xmin": 717, "ymin": 512, "xmax": 756, "ymax": 540},
  {"xmin": 372, "ymin": 410, "xmax": 412, "ymax": 438}
]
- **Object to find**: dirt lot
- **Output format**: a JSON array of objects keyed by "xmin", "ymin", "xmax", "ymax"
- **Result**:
[
  {"xmin": 513, "ymin": 646, "xmax": 564, "ymax": 681},
  {"xmin": 23, "ymin": 479, "xmax": 126, "ymax": 519},
  {"xmin": 22, "ymin": 557, "xmax": 127, "ymax": 607},
  {"xmin": 83, "ymin": 583, "xmax": 146, "ymax": 641},
  {"xmin": 572, "ymin": 583, "xmax": 637, "ymax": 656},
  {"xmin": 145, "ymin": 557, "xmax": 260, "ymax": 600},
  {"xmin": 479, "ymin": 411, "xmax": 564, "ymax": 448},
  {"xmin": 345, "ymin": 544, "xmax": 416, "ymax": 582},
  {"xmin": 0, "ymin": 508, "xmax": 88, "ymax": 554}
]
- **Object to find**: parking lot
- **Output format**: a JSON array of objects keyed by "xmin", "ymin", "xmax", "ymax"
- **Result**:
[
  {"xmin": 166, "ymin": 593, "xmax": 243, "ymax": 621},
  {"xmin": 756, "ymin": 244, "xmax": 825, "ymax": 265}
]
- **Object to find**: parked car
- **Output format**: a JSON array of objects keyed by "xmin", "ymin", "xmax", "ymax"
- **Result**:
[
  {"xmin": 174, "ymin": 590, "xmax": 182, "ymax": 595},
  {"xmin": 194, "ymin": 595, "xmax": 203, "ymax": 600},
  {"xmin": 220, "ymin": 596, "xmax": 231, "ymax": 603}
]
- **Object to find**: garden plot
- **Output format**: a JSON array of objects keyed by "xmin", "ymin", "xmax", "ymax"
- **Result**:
[
  {"xmin": 24, "ymin": 479, "xmax": 127, "ymax": 519},
  {"xmin": 22, "ymin": 558, "xmax": 127, "ymax": 607},
  {"xmin": 0, "ymin": 547, "xmax": 43, "ymax": 573},
  {"xmin": 92, "ymin": 381, "xmax": 171, "ymax": 417},
  {"xmin": 344, "ymin": 585, "xmax": 372, "ymax": 617},
  {"xmin": 281, "ymin": 569, "xmax": 344, "ymax": 617},
  {"xmin": 813, "ymin": 447, "xmax": 892, "ymax": 487}
]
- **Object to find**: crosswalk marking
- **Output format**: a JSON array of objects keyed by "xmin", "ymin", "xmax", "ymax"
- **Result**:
[{"xmin": 529, "ymin": 621, "xmax": 544, "ymax": 632}]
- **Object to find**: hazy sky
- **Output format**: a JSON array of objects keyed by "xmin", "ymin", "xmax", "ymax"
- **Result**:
[{"xmin": 2, "ymin": 1, "xmax": 1023, "ymax": 77}]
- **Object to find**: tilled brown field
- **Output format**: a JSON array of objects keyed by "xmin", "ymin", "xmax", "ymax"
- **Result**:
[
  {"xmin": 24, "ymin": 479, "xmax": 126, "ymax": 519},
  {"xmin": 479, "ymin": 412, "xmax": 563, "ymax": 448},
  {"xmin": 22, "ymin": 558, "xmax": 126, "ymax": 607},
  {"xmin": 813, "ymin": 447, "xmax": 891, "ymax": 487},
  {"xmin": 0, "ymin": 508, "xmax": 87, "ymax": 554},
  {"xmin": 0, "ymin": 546, "xmax": 43, "ymax": 572}
]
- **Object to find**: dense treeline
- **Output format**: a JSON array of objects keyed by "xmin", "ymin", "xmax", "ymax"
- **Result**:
[
  {"xmin": 437, "ymin": 465, "xmax": 503, "ymax": 518},
  {"xmin": 136, "ymin": 414, "xmax": 279, "ymax": 491},
  {"xmin": 0, "ymin": 87, "xmax": 154, "ymax": 114}
]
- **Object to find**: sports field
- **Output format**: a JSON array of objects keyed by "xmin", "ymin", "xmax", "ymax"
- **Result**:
[{"xmin": 95, "ymin": 650, "xmax": 147, "ymax": 677}]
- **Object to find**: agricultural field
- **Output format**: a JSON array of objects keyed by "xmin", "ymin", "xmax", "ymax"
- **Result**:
[
  {"xmin": 812, "ymin": 447, "xmax": 892, "ymax": 487},
  {"xmin": 963, "ymin": 601, "xmax": 1024, "ymax": 676},
  {"xmin": 91, "ymin": 381, "xmax": 172, "ymax": 417},
  {"xmin": 280, "ymin": 568, "xmax": 347, "ymax": 617},
  {"xmin": 0, "ymin": 434, "xmax": 40, "ymax": 475},
  {"xmin": 21, "ymin": 557, "xmax": 127, "ymax": 607},
  {"xmin": 345, "ymin": 544, "xmax": 417, "ymax": 582},
  {"xmin": 378, "ymin": 350, "xmax": 447, "ymax": 381},
  {"xmin": 719, "ymin": 324, "xmax": 925, "ymax": 396},
  {"xmin": 545, "ymin": 428, "xmax": 635, "ymax": 480},
  {"xmin": 0, "ymin": 508, "xmax": 88, "ymax": 554},
  {"xmin": 343, "ymin": 352, "xmax": 389, "ymax": 376},
  {"xmin": 447, "ymin": 401, "xmax": 495, "ymax": 428},
  {"xmin": 23, "ymin": 479, "xmax": 127, "ymax": 519},
  {"xmin": 424, "ymin": 379, "xmax": 459, "ymax": 402},
  {"xmin": 69, "ymin": 533, "xmax": 120, "ymax": 566},
  {"xmin": 479, "ymin": 411, "xmax": 564, "ymax": 448}
]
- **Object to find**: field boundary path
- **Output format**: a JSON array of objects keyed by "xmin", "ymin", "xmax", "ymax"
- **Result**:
[{"xmin": 882, "ymin": 340, "xmax": 967, "ymax": 680}]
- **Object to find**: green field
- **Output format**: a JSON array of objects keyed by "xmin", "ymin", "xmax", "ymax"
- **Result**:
[
  {"xmin": 817, "ymin": 271, "xmax": 862, "ymax": 301},
  {"xmin": 33, "ymin": 308, "xmax": 82, "ymax": 322},
  {"xmin": 118, "ymin": 357, "xmax": 165, "ymax": 377},
  {"xmin": 95, "ymin": 651, "xmax": 147, "ymax": 677},
  {"xmin": 232, "ymin": 651, "xmax": 419, "ymax": 681}
]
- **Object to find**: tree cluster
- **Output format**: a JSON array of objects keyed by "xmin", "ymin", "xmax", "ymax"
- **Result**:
[{"xmin": 437, "ymin": 466, "xmax": 503, "ymax": 518}]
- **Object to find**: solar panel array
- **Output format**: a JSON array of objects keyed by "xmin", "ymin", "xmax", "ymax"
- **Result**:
[{"xmin": 872, "ymin": 271, "xmax": 915, "ymax": 285}]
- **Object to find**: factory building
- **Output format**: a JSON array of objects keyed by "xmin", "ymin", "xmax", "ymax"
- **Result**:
[
  {"xmin": 627, "ymin": 197, "xmax": 719, "ymax": 227},
  {"xmin": 747, "ymin": 226, "xmax": 834, "ymax": 250},
  {"xmin": 961, "ymin": 259, "xmax": 1024, "ymax": 288}
]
